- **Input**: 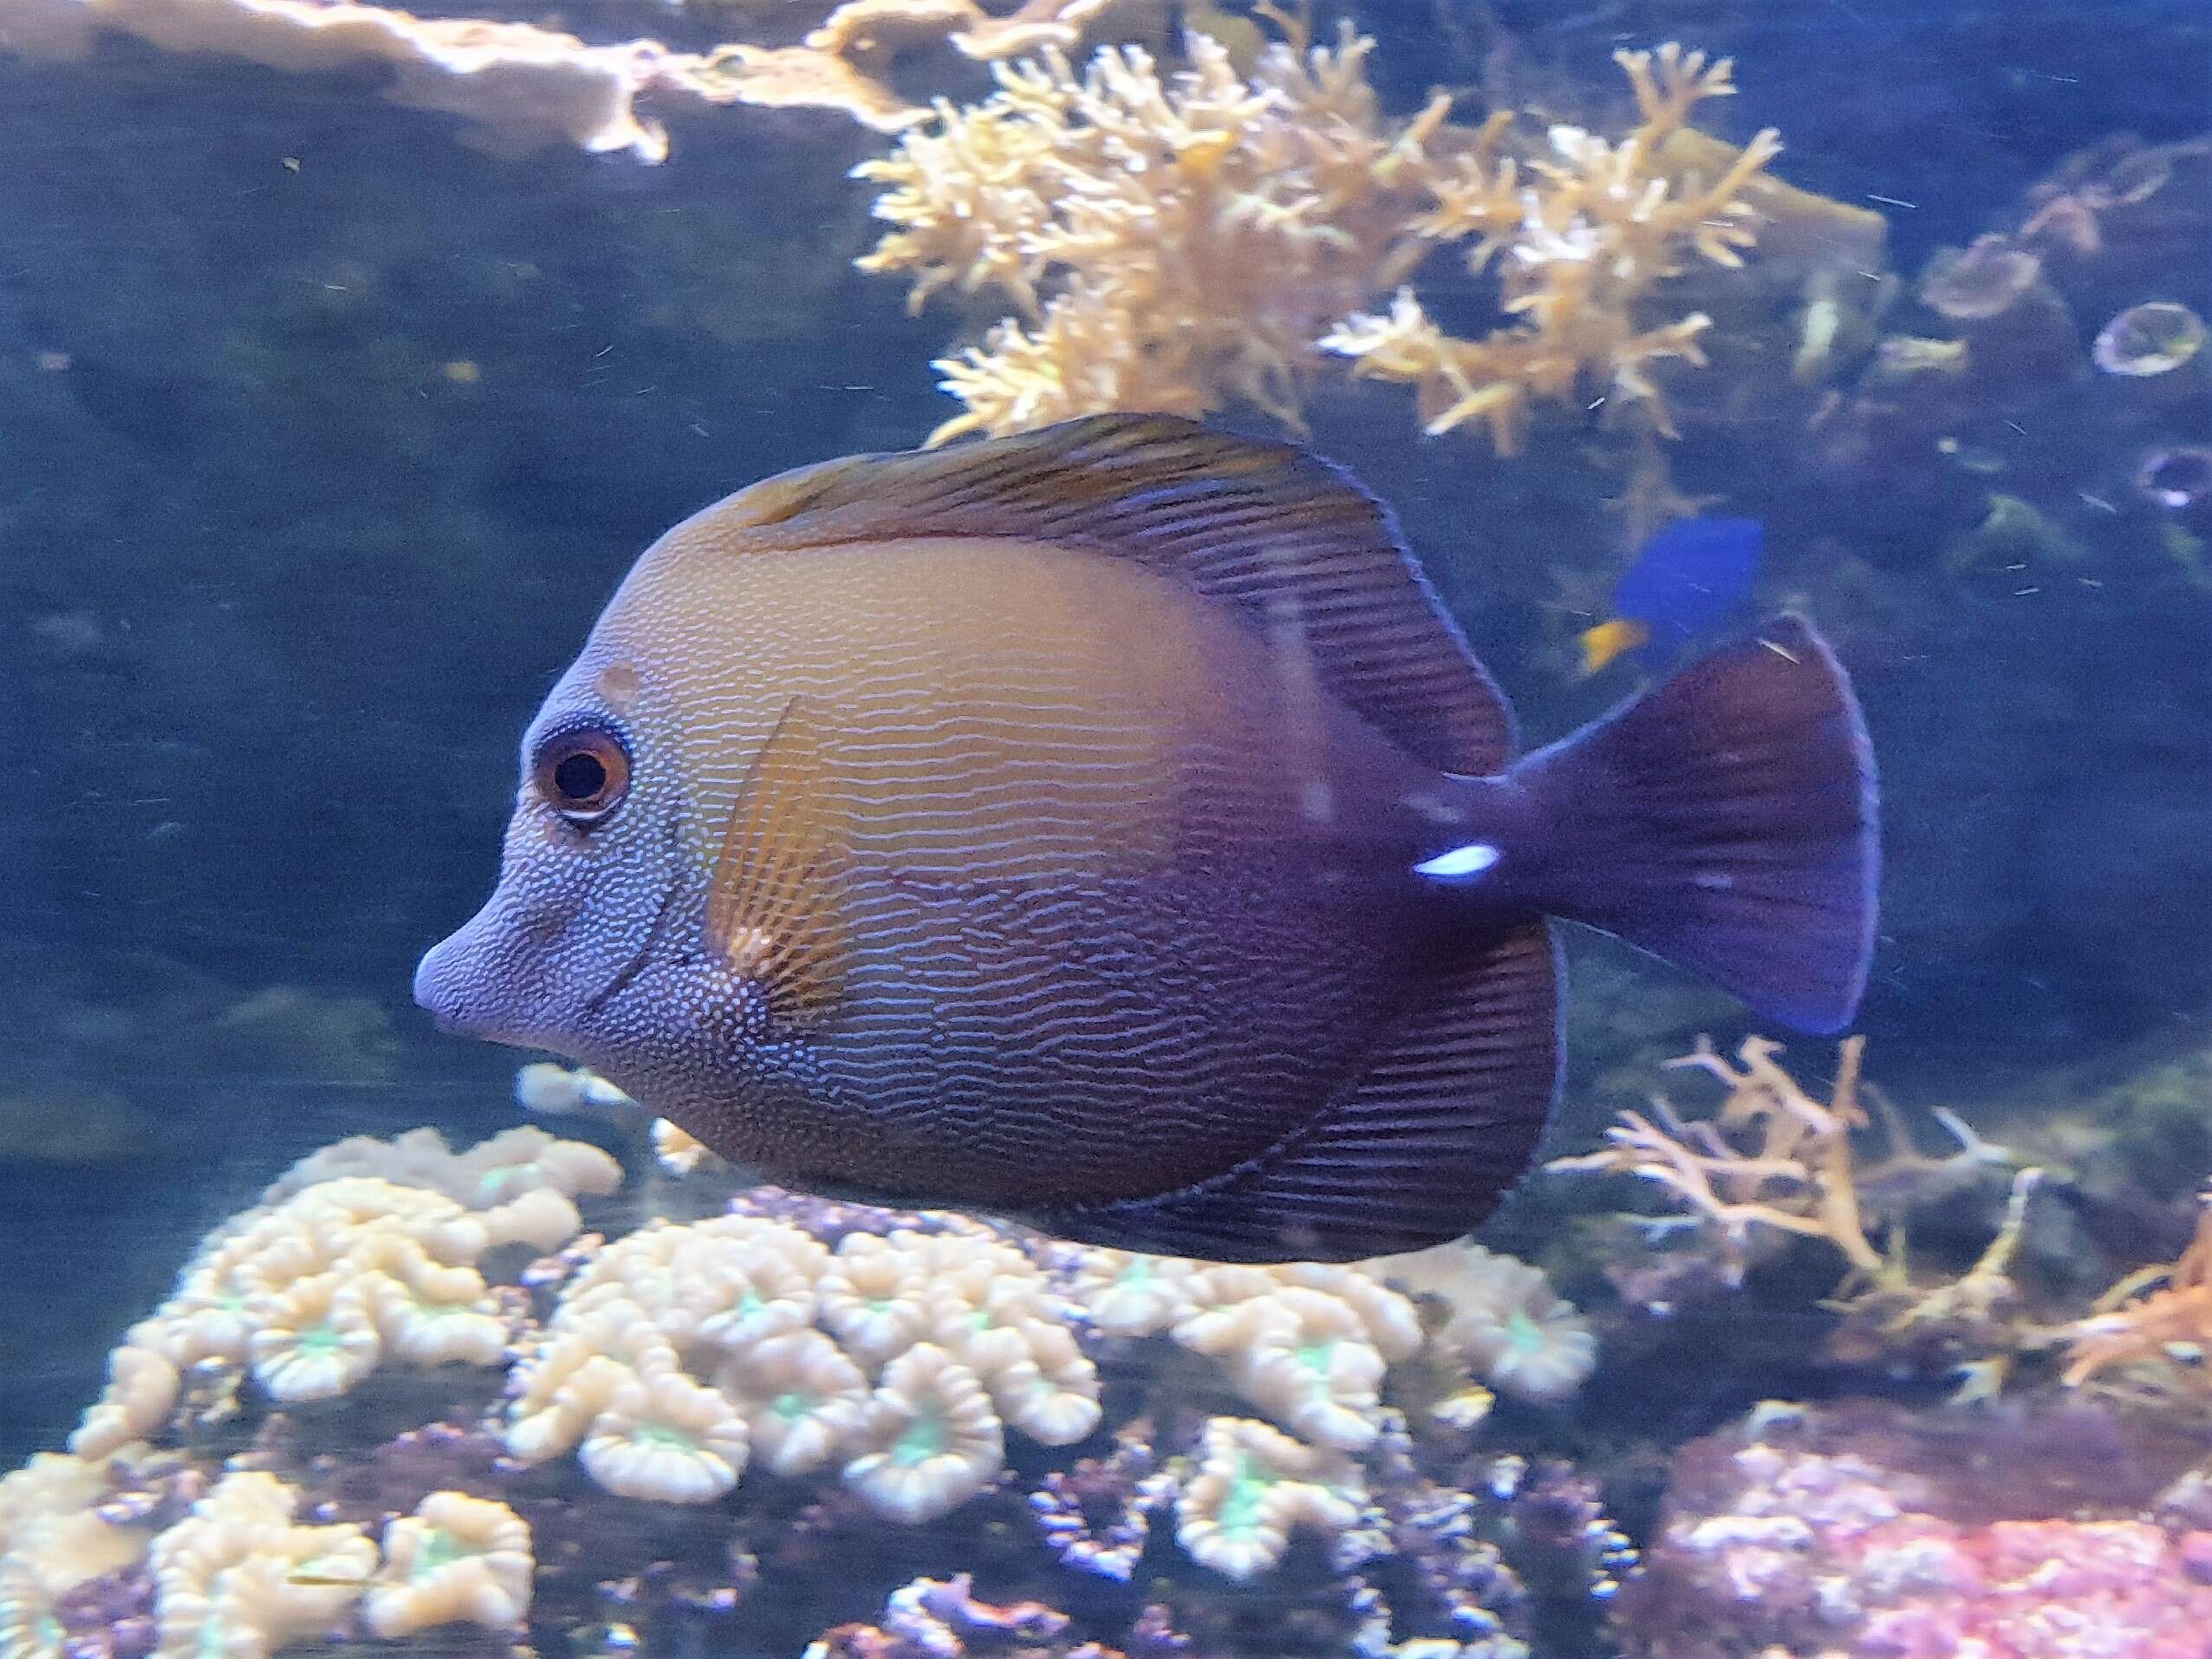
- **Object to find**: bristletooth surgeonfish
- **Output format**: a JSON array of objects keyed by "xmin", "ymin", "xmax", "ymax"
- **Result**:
[{"xmin": 415, "ymin": 415, "xmax": 1878, "ymax": 1263}]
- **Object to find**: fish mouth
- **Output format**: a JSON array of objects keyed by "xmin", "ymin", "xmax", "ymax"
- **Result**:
[
  {"xmin": 412, "ymin": 925, "xmax": 508, "ymax": 1042},
  {"xmin": 412, "ymin": 903, "xmax": 555, "ymax": 1048},
  {"xmin": 413, "ymin": 875, "xmax": 691, "ymax": 1048}
]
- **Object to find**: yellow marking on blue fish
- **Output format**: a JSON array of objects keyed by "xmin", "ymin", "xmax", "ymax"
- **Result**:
[{"xmin": 1579, "ymin": 617, "xmax": 1650, "ymax": 676}]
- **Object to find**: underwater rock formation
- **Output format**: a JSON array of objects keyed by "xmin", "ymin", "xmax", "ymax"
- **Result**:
[
  {"xmin": 1623, "ymin": 1397, "xmax": 2212, "ymax": 1659},
  {"xmin": 0, "ymin": 0, "xmax": 1143, "ymax": 159}
]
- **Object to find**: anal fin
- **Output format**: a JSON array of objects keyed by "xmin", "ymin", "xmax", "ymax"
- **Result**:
[
  {"xmin": 1051, "ymin": 921, "xmax": 1562, "ymax": 1263},
  {"xmin": 706, "ymin": 696, "xmax": 851, "ymax": 1029}
]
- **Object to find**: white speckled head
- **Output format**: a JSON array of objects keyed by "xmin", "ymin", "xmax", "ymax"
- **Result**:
[
  {"xmin": 412, "ymin": 478, "xmax": 855, "ymax": 1098},
  {"xmin": 413, "ymin": 629, "xmax": 702, "ymax": 1057}
]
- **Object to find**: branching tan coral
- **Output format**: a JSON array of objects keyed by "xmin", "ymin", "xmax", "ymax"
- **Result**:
[
  {"xmin": 856, "ymin": 24, "xmax": 1445, "ymax": 445},
  {"xmin": 1323, "ymin": 43, "xmax": 1779, "ymax": 453},
  {"xmin": 856, "ymin": 26, "xmax": 1814, "ymax": 455},
  {"xmin": 1549, "ymin": 1035, "xmax": 1893, "ymax": 1286},
  {"xmin": 1550, "ymin": 1033, "xmax": 2037, "ymax": 1350},
  {"xmin": 2062, "ymin": 1190, "xmax": 2212, "ymax": 1390}
]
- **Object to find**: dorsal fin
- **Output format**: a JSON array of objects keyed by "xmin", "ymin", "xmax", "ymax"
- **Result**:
[
  {"xmin": 686, "ymin": 414, "xmax": 1514, "ymax": 777},
  {"xmin": 705, "ymin": 697, "xmax": 850, "ymax": 1029}
]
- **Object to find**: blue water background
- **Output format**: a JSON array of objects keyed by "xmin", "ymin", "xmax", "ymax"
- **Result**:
[{"xmin": 3, "ymin": 0, "xmax": 2209, "ymax": 1528}]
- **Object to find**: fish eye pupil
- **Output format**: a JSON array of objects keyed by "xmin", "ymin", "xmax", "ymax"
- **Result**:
[
  {"xmin": 553, "ymin": 751, "xmax": 607, "ymax": 803},
  {"xmin": 534, "ymin": 725, "xmax": 630, "ymax": 827}
]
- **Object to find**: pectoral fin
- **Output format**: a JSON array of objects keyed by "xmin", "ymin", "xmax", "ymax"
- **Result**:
[{"xmin": 706, "ymin": 696, "xmax": 851, "ymax": 1029}]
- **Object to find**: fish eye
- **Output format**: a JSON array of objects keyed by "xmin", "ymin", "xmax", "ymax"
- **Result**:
[{"xmin": 532, "ymin": 724, "xmax": 631, "ymax": 828}]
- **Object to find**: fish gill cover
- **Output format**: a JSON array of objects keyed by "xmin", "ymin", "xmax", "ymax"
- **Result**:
[{"xmin": 3, "ymin": 2, "xmax": 2212, "ymax": 1658}]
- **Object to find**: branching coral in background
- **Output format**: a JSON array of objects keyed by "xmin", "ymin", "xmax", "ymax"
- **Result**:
[
  {"xmin": 1548, "ymin": 1035, "xmax": 1892, "ymax": 1286},
  {"xmin": 1325, "ymin": 44, "xmax": 1778, "ymax": 455},
  {"xmin": 856, "ymin": 24, "xmax": 1447, "ymax": 444},
  {"xmin": 1551, "ymin": 1036, "xmax": 2061, "ymax": 1395},
  {"xmin": 0, "ymin": 0, "xmax": 1135, "ymax": 159},
  {"xmin": 1549, "ymin": 1036, "xmax": 2023, "ymax": 1296},
  {"xmin": 2061, "ymin": 1190, "xmax": 2212, "ymax": 1391},
  {"xmin": 856, "ymin": 26, "xmax": 1815, "ymax": 454}
]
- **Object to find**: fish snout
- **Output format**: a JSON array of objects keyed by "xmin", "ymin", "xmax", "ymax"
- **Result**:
[
  {"xmin": 413, "ymin": 923, "xmax": 486, "ymax": 1038},
  {"xmin": 413, "ymin": 903, "xmax": 543, "ymax": 1044}
]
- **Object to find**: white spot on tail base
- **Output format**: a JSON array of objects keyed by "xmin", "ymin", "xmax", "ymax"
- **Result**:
[{"xmin": 1415, "ymin": 843, "xmax": 1500, "ymax": 879}]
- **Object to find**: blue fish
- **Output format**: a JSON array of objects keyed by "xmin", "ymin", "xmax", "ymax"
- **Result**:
[{"xmin": 1582, "ymin": 516, "xmax": 1764, "ymax": 675}]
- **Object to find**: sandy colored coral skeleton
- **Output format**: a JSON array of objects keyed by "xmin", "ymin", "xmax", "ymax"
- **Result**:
[
  {"xmin": 853, "ymin": 29, "xmax": 1829, "ymax": 459},
  {"xmin": 0, "ymin": 0, "xmax": 1127, "ymax": 158},
  {"xmin": 1548, "ymin": 1035, "xmax": 1893, "ymax": 1284},
  {"xmin": 1549, "ymin": 1036, "xmax": 2030, "ymax": 1300},
  {"xmin": 2062, "ymin": 1191, "xmax": 2212, "ymax": 1389}
]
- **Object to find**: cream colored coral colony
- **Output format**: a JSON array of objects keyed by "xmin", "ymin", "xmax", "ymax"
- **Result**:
[
  {"xmin": 74, "ymin": 1129, "xmax": 618, "ymax": 1461},
  {"xmin": 2, "ymin": 1111, "xmax": 1599, "ymax": 1656},
  {"xmin": 854, "ymin": 27, "xmax": 1798, "ymax": 457},
  {"xmin": 503, "ymin": 1213, "xmax": 1107, "ymax": 1513}
]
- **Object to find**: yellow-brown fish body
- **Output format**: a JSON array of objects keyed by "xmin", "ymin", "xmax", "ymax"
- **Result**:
[{"xmin": 418, "ymin": 416, "xmax": 1878, "ymax": 1262}]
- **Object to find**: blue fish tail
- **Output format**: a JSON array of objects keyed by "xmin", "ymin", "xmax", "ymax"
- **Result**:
[{"xmin": 1505, "ymin": 614, "xmax": 1879, "ymax": 1033}]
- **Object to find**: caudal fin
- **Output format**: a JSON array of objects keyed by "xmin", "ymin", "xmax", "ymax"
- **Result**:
[{"xmin": 1511, "ymin": 614, "xmax": 1878, "ymax": 1033}]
